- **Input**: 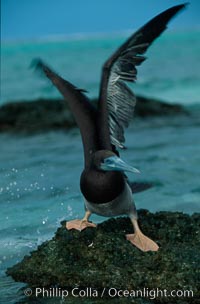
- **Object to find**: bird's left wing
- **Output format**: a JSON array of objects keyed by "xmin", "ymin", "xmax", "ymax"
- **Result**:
[{"xmin": 98, "ymin": 4, "xmax": 187, "ymax": 150}]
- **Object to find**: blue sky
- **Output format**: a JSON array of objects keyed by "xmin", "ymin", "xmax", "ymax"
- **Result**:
[{"xmin": 1, "ymin": 0, "xmax": 200, "ymax": 41}]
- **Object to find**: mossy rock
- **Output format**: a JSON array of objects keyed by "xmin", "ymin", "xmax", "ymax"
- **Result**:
[
  {"xmin": 7, "ymin": 210, "xmax": 200, "ymax": 303},
  {"xmin": 0, "ymin": 96, "xmax": 188, "ymax": 133}
]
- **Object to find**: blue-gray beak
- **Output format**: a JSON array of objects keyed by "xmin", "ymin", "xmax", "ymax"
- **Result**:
[{"xmin": 100, "ymin": 156, "xmax": 140, "ymax": 174}]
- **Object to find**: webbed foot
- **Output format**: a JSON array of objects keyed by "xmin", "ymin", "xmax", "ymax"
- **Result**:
[
  {"xmin": 126, "ymin": 231, "xmax": 159, "ymax": 252},
  {"xmin": 66, "ymin": 219, "xmax": 97, "ymax": 231}
]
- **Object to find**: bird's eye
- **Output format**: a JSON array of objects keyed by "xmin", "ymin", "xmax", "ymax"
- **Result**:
[{"xmin": 104, "ymin": 159, "xmax": 112, "ymax": 164}]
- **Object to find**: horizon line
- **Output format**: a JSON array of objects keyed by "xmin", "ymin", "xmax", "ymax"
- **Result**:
[{"xmin": 2, "ymin": 26, "xmax": 200, "ymax": 44}]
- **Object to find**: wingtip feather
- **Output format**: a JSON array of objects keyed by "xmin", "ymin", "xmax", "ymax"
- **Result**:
[{"xmin": 30, "ymin": 58, "xmax": 45, "ymax": 71}]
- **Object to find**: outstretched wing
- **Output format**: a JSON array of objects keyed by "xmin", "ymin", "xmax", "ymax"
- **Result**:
[
  {"xmin": 98, "ymin": 4, "xmax": 187, "ymax": 149},
  {"xmin": 33, "ymin": 59, "xmax": 99, "ymax": 168}
]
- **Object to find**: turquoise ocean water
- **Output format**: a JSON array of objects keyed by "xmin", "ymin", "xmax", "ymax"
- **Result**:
[
  {"xmin": 0, "ymin": 30, "xmax": 200, "ymax": 303},
  {"xmin": 1, "ymin": 30, "xmax": 200, "ymax": 105}
]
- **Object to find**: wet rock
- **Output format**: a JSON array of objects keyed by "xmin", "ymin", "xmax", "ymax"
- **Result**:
[
  {"xmin": 7, "ymin": 210, "xmax": 200, "ymax": 303},
  {"xmin": 0, "ymin": 98, "xmax": 75, "ymax": 133},
  {"xmin": 0, "ymin": 96, "xmax": 188, "ymax": 133},
  {"xmin": 135, "ymin": 95, "xmax": 188, "ymax": 117}
]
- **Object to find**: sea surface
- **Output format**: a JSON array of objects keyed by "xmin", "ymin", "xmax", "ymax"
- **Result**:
[{"xmin": 1, "ymin": 30, "xmax": 200, "ymax": 303}]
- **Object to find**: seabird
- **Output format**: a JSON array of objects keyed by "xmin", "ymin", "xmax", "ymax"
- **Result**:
[{"xmin": 35, "ymin": 4, "xmax": 186, "ymax": 251}]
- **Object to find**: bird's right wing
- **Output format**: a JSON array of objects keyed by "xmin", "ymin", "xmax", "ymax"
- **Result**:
[{"xmin": 34, "ymin": 60, "xmax": 99, "ymax": 168}]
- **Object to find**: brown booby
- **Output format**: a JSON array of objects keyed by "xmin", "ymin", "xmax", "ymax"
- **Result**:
[{"xmin": 34, "ymin": 4, "xmax": 187, "ymax": 251}]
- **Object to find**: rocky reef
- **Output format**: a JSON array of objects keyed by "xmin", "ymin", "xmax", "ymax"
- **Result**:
[
  {"xmin": 7, "ymin": 210, "xmax": 200, "ymax": 303},
  {"xmin": 0, "ymin": 96, "xmax": 188, "ymax": 133}
]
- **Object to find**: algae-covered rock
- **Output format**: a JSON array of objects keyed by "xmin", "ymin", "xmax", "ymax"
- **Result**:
[
  {"xmin": 7, "ymin": 210, "xmax": 200, "ymax": 303},
  {"xmin": 0, "ymin": 96, "xmax": 188, "ymax": 133}
]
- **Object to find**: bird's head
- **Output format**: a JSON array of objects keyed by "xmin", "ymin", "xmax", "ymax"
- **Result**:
[{"xmin": 91, "ymin": 150, "xmax": 140, "ymax": 174}]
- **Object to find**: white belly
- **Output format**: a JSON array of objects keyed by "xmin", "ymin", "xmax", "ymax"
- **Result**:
[{"xmin": 84, "ymin": 183, "xmax": 137, "ymax": 218}]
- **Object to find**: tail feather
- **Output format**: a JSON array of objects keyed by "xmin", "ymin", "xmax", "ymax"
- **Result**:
[{"xmin": 128, "ymin": 182, "xmax": 153, "ymax": 194}]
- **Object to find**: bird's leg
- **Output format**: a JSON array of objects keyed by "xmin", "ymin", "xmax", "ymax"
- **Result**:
[
  {"xmin": 66, "ymin": 210, "xmax": 97, "ymax": 231},
  {"xmin": 126, "ymin": 217, "xmax": 159, "ymax": 252}
]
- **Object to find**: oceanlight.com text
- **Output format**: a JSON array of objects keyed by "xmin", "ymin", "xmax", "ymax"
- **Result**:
[{"xmin": 24, "ymin": 287, "xmax": 194, "ymax": 300}]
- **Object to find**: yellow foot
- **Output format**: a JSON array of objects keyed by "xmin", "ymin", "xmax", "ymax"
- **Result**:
[
  {"xmin": 66, "ymin": 219, "xmax": 97, "ymax": 231},
  {"xmin": 126, "ymin": 232, "xmax": 159, "ymax": 252}
]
